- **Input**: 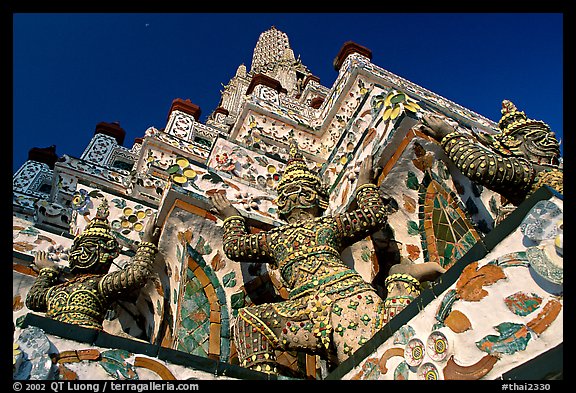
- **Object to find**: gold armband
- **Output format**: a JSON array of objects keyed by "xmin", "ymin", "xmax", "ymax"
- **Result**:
[
  {"xmin": 440, "ymin": 131, "xmax": 463, "ymax": 146},
  {"xmin": 355, "ymin": 183, "xmax": 377, "ymax": 195},
  {"xmin": 138, "ymin": 241, "xmax": 158, "ymax": 252},
  {"xmin": 223, "ymin": 215, "xmax": 245, "ymax": 225},
  {"xmin": 39, "ymin": 267, "xmax": 60, "ymax": 277},
  {"xmin": 384, "ymin": 273, "xmax": 420, "ymax": 288}
]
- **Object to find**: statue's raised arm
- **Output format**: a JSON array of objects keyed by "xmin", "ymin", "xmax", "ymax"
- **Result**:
[
  {"xmin": 209, "ymin": 191, "xmax": 274, "ymax": 264},
  {"xmin": 333, "ymin": 155, "xmax": 392, "ymax": 248},
  {"xmin": 26, "ymin": 199, "xmax": 162, "ymax": 330},
  {"xmin": 418, "ymin": 101, "xmax": 562, "ymax": 213}
]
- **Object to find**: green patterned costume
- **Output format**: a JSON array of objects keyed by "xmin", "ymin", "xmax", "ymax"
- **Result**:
[
  {"xmin": 221, "ymin": 141, "xmax": 415, "ymax": 374},
  {"xmin": 26, "ymin": 199, "xmax": 158, "ymax": 330}
]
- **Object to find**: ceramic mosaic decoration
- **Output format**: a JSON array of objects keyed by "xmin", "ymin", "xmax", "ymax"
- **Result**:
[
  {"xmin": 13, "ymin": 26, "xmax": 562, "ymax": 380},
  {"xmin": 344, "ymin": 197, "xmax": 562, "ymax": 380}
]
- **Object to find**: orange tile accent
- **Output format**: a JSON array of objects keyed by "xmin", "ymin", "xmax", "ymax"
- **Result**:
[
  {"xmin": 13, "ymin": 295, "xmax": 24, "ymax": 311},
  {"xmin": 210, "ymin": 310, "xmax": 221, "ymax": 324},
  {"xmin": 209, "ymin": 323, "xmax": 221, "ymax": 356},
  {"xmin": 55, "ymin": 349, "xmax": 101, "ymax": 363},
  {"xmin": 445, "ymin": 310, "xmax": 472, "ymax": 333},
  {"xmin": 377, "ymin": 347, "xmax": 404, "ymax": 374},
  {"xmin": 160, "ymin": 326, "xmax": 173, "ymax": 349},
  {"xmin": 456, "ymin": 262, "xmax": 506, "ymax": 302},
  {"xmin": 305, "ymin": 354, "xmax": 317, "ymax": 379},
  {"xmin": 377, "ymin": 130, "xmax": 433, "ymax": 186},
  {"xmin": 192, "ymin": 265, "xmax": 211, "ymax": 288},
  {"xmin": 527, "ymin": 299, "xmax": 562, "ymax": 335},
  {"xmin": 134, "ymin": 357, "xmax": 176, "ymax": 380},
  {"xmin": 443, "ymin": 354, "xmax": 498, "ymax": 380},
  {"xmin": 204, "ymin": 284, "xmax": 219, "ymax": 307},
  {"xmin": 13, "ymin": 263, "xmax": 38, "ymax": 277},
  {"xmin": 57, "ymin": 364, "xmax": 78, "ymax": 380},
  {"xmin": 173, "ymin": 199, "xmax": 211, "ymax": 219},
  {"xmin": 161, "ymin": 199, "xmax": 215, "ymax": 228},
  {"xmin": 209, "ymin": 301, "xmax": 220, "ymax": 313}
]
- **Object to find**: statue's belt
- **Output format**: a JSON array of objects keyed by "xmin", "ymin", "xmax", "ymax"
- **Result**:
[
  {"xmin": 289, "ymin": 269, "xmax": 368, "ymax": 299},
  {"xmin": 47, "ymin": 304, "xmax": 103, "ymax": 321},
  {"xmin": 279, "ymin": 246, "xmax": 341, "ymax": 276}
]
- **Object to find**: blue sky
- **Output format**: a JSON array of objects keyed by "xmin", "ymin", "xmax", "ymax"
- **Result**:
[{"xmin": 13, "ymin": 13, "xmax": 564, "ymax": 173}]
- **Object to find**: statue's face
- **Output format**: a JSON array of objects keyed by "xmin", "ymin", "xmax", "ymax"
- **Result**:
[
  {"xmin": 277, "ymin": 183, "xmax": 323, "ymax": 220},
  {"xmin": 498, "ymin": 128, "xmax": 560, "ymax": 165},
  {"xmin": 68, "ymin": 236, "xmax": 118, "ymax": 274}
]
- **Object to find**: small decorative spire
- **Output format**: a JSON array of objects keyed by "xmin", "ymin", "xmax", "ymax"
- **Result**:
[
  {"xmin": 95, "ymin": 198, "xmax": 110, "ymax": 221},
  {"xmin": 501, "ymin": 99, "xmax": 517, "ymax": 114},
  {"xmin": 497, "ymin": 99, "xmax": 529, "ymax": 135},
  {"xmin": 287, "ymin": 138, "xmax": 304, "ymax": 163},
  {"xmin": 251, "ymin": 27, "xmax": 294, "ymax": 74},
  {"xmin": 77, "ymin": 198, "xmax": 116, "ymax": 242}
]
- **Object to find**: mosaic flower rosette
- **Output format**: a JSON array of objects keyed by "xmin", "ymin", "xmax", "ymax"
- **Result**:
[
  {"xmin": 163, "ymin": 153, "xmax": 281, "ymax": 223},
  {"xmin": 71, "ymin": 186, "xmax": 156, "ymax": 245},
  {"xmin": 110, "ymin": 204, "xmax": 156, "ymax": 237},
  {"xmin": 526, "ymin": 247, "xmax": 563, "ymax": 285},
  {"xmin": 417, "ymin": 362, "xmax": 440, "ymax": 380},
  {"xmin": 519, "ymin": 199, "xmax": 563, "ymax": 285},
  {"xmin": 167, "ymin": 157, "xmax": 196, "ymax": 182},
  {"xmin": 426, "ymin": 330, "xmax": 451, "ymax": 362},
  {"xmin": 378, "ymin": 89, "xmax": 421, "ymax": 122},
  {"xmin": 404, "ymin": 337, "xmax": 425, "ymax": 367},
  {"xmin": 71, "ymin": 188, "xmax": 93, "ymax": 214},
  {"xmin": 519, "ymin": 200, "xmax": 562, "ymax": 242},
  {"xmin": 378, "ymin": 326, "xmax": 456, "ymax": 379}
]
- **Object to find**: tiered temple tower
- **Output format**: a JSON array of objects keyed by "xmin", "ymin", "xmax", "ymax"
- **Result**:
[{"xmin": 13, "ymin": 27, "xmax": 562, "ymax": 381}]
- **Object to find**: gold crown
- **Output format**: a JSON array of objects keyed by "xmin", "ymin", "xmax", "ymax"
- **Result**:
[
  {"xmin": 276, "ymin": 139, "xmax": 328, "ymax": 209},
  {"xmin": 497, "ymin": 100, "xmax": 552, "ymax": 136}
]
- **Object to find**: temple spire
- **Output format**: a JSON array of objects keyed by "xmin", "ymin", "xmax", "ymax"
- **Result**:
[
  {"xmin": 250, "ymin": 26, "xmax": 294, "ymax": 74},
  {"xmin": 248, "ymin": 26, "xmax": 311, "ymax": 98}
]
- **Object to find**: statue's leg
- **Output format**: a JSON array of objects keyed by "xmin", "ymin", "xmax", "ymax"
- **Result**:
[
  {"xmin": 233, "ymin": 299, "xmax": 320, "ymax": 375},
  {"xmin": 330, "ymin": 290, "xmax": 387, "ymax": 363},
  {"xmin": 233, "ymin": 305, "xmax": 280, "ymax": 374},
  {"xmin": 329, "ymin": 273, "xmax": 421, "ymax": 363}
]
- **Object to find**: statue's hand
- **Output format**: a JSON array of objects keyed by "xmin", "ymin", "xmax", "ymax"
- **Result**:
[
  {"xmin": 142, "ymin": 214, "xmax": 161, "ymax": 245},
  {"xmin": 210, "ymin": 192, "xmax": 241, "ymax": 219},
  {"xmin": 418, "ymin": 114, "xmax": 456, "ymax": 142},
  {"xmin": 357, "ymin": 155, "xmax": 376, "ymax": 186},
  {"xmin": 32, "ymin": 250, "xmax": 58, "ymax": 272},
  {"xmin": 389, "ymin": 261, "xmax": 446, "ymax": 283}
]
